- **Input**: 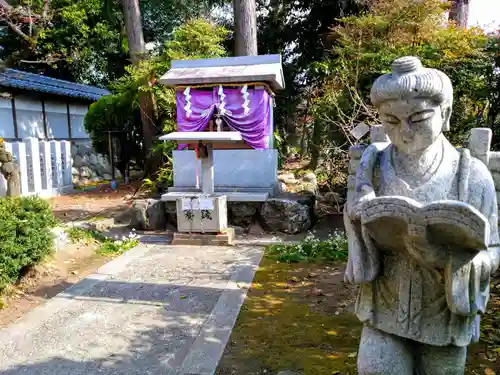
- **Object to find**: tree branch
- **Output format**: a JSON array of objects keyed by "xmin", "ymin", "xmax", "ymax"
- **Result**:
[
  {"xmin": 5, "ymin": 19, "xmax": 33, "ymax": 44},
  {"xmin": 0, "ymin": 0, "xmax": 12, "ymax": 12}
]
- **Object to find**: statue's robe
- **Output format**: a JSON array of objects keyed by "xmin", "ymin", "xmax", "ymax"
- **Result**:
[{"xmin": 345, "ymin": 139, "xmax": 500, "ymax": 346}]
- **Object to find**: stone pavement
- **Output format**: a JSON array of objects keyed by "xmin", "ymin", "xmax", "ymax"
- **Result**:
[{"xmin": 0, "ymin": 244, "xmax": 264, "ymax": 375}]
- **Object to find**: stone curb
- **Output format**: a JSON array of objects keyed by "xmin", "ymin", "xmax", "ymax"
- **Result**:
[{"xmin": 178, "ymin": 245, "xmax": 264, "ymax": 375}]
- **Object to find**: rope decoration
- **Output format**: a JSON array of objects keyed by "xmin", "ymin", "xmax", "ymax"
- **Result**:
[
  {"xmin": 218, "ymin": 85, "xmax": 227, "ymax": 116},
  {"xmin": 183, "ymin": 87, "xmax": 192, "ymax": 118},
  {"xmin": 241, "ymin": 85, "xmax": 250, "ymax": 115}
]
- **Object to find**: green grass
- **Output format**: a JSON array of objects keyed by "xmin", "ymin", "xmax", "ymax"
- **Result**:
[
  {"xmin": 266, "ymin": 230, "xmax": 348, "ymax": 263},
  {"xmin": 65, "ymin": 227, "xmax": 139, "ymax": 255}
]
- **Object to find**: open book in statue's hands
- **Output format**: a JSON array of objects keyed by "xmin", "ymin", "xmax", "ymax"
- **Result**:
[{"xmin": 359, "ymin": 196, "xmax": 489, "ymax": 265}]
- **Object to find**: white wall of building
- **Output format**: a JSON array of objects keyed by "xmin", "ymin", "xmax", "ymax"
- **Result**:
[
  {"xmin": 0, "ymin": 93, "xmax": 91, "ymax": 141},
  {"xmin": 45, "ymin": 101, "xmax": 70, "ymax": 139},
  {"xmin": 0, "ymin": 96, "xmax": 15, "ymax": 139},
  {"xmin": 69, "ymin": 103, "xmax": 90, "ymax": 139},
  {"xmin": 15, "ymin": 95, "xmax": 45, "ymax": 139}
]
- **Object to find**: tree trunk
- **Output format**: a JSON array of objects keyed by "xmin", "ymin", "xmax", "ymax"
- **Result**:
[
  {"xmin": 121, "ymin": 0, "xmax": 160, "ymax": 176},
  {"xmin": 122, "ymin": 0, "xmax": 145, "ymax": 64},
  {"xmin": 233, "ymin": 0, "xmax": 258, "ymax": 56},
  {"xmin": 449, "ymin": 0, "xmax": 469, "ymax": 28}
]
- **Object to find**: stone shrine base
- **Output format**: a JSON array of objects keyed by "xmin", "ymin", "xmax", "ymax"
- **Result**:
[
  {"xmin": 131, "ymin": 192, "xmax": 316, "ymax": 235},
  {"xmin": 171, "ymin": 228, "xmax": 235, "ymax": 246}
]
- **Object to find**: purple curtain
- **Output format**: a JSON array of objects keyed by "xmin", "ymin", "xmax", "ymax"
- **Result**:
[
  {"xmin": 176, "ymin": 89, "xmax": 215, "ymax": 149},
  {"xmin": 175, "ymin": 86, "xmax": 272, "ymax": 150},
  {"xmin": 219, "ymin": 88, "xmax": 271, "ymax": 149}
]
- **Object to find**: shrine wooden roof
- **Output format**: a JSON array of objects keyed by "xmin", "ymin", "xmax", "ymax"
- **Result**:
[{"xmin": 159, "ymin": 55, "xmax": 285, "ymax": 91}]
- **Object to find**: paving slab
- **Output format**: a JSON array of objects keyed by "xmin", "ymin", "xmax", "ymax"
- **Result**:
[{"xmin": 0, "ymin": 244, "xmax": 264, "ymax": 375}]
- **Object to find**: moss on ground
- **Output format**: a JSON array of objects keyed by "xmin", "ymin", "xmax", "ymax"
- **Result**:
[
  {"xmin": 217, "ymin": 258, "xmax": 500, "ymax": 375},
  {"xmin": 217, "ymin": 258, "xmax": 361, "ymax": 375}
]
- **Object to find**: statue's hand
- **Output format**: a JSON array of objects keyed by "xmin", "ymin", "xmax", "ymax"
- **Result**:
[
  {"xmin": 348, "ymin": 184, "xmax": 376, "ymax": 221},
  {"xmin": 472, "ymin": 250, "xmax": 492, "ymax": 283}
]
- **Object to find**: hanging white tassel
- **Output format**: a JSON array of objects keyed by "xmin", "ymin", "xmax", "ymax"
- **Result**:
[
  {"xmin": 241, "ymin": 85, "xmax": 250, "ymax": 115},
  {"xmin": 183, "ymin": 87, "xmax": 192, "ymax": 118},
  {"xmin": 215, "ymin": 118, "xmax": 223, "ymax": 132},
  {"xmin": 218, "ymin": 85, "xmax": 226, "ymax": 116}
]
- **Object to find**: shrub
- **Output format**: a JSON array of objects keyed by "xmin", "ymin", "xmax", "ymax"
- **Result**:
[
  {"xmin": 66, "ymin": 227, "xmax": 139, "ymax": 256},
  {"xmin": 267, "ymin": 230, "xmax": 348, "ymax": 263},
  {"xmin": 0, "ymin": 197, "xmax": 57, "ymax": 291}
]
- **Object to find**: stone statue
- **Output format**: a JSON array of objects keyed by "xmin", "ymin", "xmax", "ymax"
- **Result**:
[
  {"xmin": 344, "ymin": 56, "xmax": 500, "ymax": 374},
  {"xmin": 0, "ymin": 139, "xmax": 21, "ymax": 197}
]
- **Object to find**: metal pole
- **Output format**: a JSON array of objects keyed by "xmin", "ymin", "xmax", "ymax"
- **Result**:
[{"xmin": 108, "ymin": 131, "xmax": 115, "ymax": 181}]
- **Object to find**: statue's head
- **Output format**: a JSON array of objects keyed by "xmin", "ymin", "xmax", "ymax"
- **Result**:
[{"xmin": 370, "ymin": 56, "xmax": 453, "ymax": 153}]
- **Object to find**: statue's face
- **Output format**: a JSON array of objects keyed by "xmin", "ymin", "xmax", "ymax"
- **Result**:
[{"xmin": 378, "ymin": 98, "xmax": 448, "ymax": 154}]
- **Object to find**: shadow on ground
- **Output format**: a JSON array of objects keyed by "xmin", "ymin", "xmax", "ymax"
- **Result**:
[{"xmin": 0, "ymin": 248, "xmax": 261, "ymax": 375}]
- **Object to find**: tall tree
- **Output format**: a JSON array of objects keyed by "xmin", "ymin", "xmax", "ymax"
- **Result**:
[
  {"xmin": 122, "ymin": 0, "xmax": 159, "ymax": 175},
  {"xmin": 0, "ymin": 0, "xmax": 127, "ymax": 85},
  {"xmin": 233, "ymin": 0, "xmax": 257, "ymax": 55},
  {"xmin": 255, "ymin": 0, "xmax": 364, "ymax": 143},
  {"xmin": 449, "ymin": 0, "xmax": 469, "ymax": 27}
]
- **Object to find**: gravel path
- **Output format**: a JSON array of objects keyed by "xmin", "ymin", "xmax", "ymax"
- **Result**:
[{"xmin": 0, "ymin": 244, "xmax": 263, "ymax": 375}]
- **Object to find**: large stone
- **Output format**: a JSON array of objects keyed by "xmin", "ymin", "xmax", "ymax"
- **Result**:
[
  {"xmin": 301, "ymin": 172, "xmax": 317, "ymax": 183},
  {"xmin": 130, "ymin": 199, "xmax": 166, "ymax": 231},
  {"xmin": 260, "ymin": 195, "xmax": 311, "ymax": 234},
  {"xmin": 88, "ymin": 218, "xmax": 115, "ymax": 232},
  {"xmin": 79, "ymin": 166, "xmax": 92, "ymax": 178},
  {"xmin": 96, "ymin": 154, "xmax": 112, "ymax": 173},
  {"xmin": 71, "ymin": 145, "xmax": 78, "ymax": 158},
  {"xmin": 73, "ymin": 154, "xmax": 84, "ymax": 168},
  {"xmin": 228, "ymin": 202, "xmax": 260, "ymax": 227},
  {"xmin": 165, "ymin": 201, "xmax": 177, "ymax": 228},
  {"xmin": 278, "ymin": 172, "xmax": 298, "ymax": 185},
  {"xmin": 89, "ymin": 153, "xmax": 99, "ymax": 166},
  {"xmin": 78, "ymin": 143, "xmax": 93, "ymax": 156}
]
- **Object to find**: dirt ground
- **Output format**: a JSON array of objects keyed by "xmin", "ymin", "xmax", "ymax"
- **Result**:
[
  {"xmin": 0, "ymin": 183, "xmax": 142, "ymax": 327},
  {"xmin": 49, "ymin": 183, "xmax": 140, "ymax": 223},
  {"xmin": 216, "ymin": 259, "xmax": 500, "ymax": 375},
  {"xmin": 0, "ymin": 241, "xmax": 113, "ymax": 327}
]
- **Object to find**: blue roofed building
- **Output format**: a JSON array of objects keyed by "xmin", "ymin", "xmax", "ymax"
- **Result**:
[{"xmin": 0, "ymin": 68, "xmax": 110, "ymax": 142}]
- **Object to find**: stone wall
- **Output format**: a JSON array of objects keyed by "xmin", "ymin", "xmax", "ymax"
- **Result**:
[{"xmin": 71, "ymin": 141, "xmax": 121, "ymax": 185}]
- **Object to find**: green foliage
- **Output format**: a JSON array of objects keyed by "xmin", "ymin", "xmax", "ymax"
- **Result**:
[
  {"xmin": 273, "ymin": 130, "xmax": 285, "ymax": 169},
  {"xmin": 303, "ymin": 0, "xmax": 499, "ymax": 193},
  {"xmin": 256, "ymin": 0, "xmax": 364, "ymax": 142},
  {"xmin": 0, "ymin": 0, "xmax": 128, "ymax": 85},
  {"xmin": 66, "ymin": 226, "xmax": 139, "ymax": 255},
  {"xmin": 0, "ymin": 197, "xmax": 57, "ymax": 291},
  {"xmin": 267, "ymin": 231, "xmax": 348, "ymax": 263},
  {"xmin": 140, "ymin": 0, "xmax": 229, "ymax": 46},
  {"xmin": 314, "ymin": 0, "xmax": 493, "ymax": 140},
  {"xmin": 0, "ymin": 0, "xmax": 228, "ymax": 85},
  {"xmin": 97, "ymin": 235, "xmax": 139, "ymax": 255},
  {"xmin": 84, "ymin": 19, "xmax": 229, "ymax": 178}
]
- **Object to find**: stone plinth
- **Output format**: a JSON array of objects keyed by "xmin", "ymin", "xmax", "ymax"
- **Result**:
[
  {"xmin": 171, "ymin": 228, "xmax": 235, "ymax": 246},
  {"xmin": 170, "ymin": 149, "xmax": 279, "ymax": 196}
]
